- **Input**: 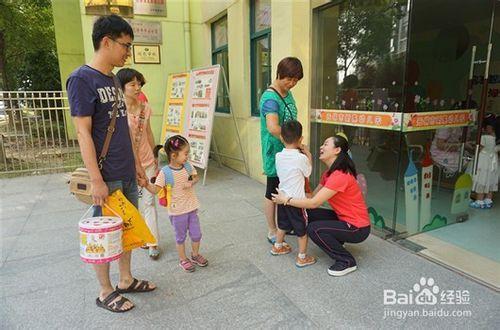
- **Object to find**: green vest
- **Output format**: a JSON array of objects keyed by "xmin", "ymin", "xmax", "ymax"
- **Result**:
[{"xmin": 259, "ymin": 89, "xmax": 298, "ymax": 177}]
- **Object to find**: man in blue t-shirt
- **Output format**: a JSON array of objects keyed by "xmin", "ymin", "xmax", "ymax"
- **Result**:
[{"xmin": 67, "ymin": 15, "xmax": 155, "ymax": 313}]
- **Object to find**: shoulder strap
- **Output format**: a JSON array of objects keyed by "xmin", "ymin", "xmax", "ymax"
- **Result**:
[
  {"xmin": 133, "ymin": 102, "xmax": 147, "ymax": 151},
  {"xmin": 98, "ymin": 74, "xmax": 121, "ymax": 169},
  {"xmin": 161, "ymin": 166, "xmax": 175, "ymax": 186},
  {"xmin": 183, "ymin": 162, "xmax": 193, "ymax": 175},
  {"xmin": 267, "ymin": 86, "xmax": 293, "ymax": 120}
]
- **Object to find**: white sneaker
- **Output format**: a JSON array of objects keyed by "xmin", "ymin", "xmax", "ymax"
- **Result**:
[{"xmin": 327, "ymin": 264, "xmax": 357, "ymax": 276}]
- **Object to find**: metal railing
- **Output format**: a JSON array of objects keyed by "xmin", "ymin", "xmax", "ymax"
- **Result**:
[{"xmin": 0, "ymin": 91, "xmax": 82, "ymax": 176}]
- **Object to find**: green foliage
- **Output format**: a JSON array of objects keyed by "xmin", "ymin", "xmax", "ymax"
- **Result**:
[
  {"xmin": 337, "ymin": 0, "xmax": 406, "ymax": 78},
  {"xmin": 0, "ymin": 0, "xmax": 61, "ymax": 91}
]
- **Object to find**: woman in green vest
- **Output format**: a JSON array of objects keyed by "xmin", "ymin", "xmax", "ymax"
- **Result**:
[{"xmin": 259, "ymin": 57, "xmax": 303, "ymax": 244}]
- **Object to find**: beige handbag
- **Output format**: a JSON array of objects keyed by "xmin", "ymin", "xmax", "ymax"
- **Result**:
[
  {"xmin": 69, "ymin": 75, "xmax": 121, "ymax": 204},
  {"xmin": 69, "ymin": 168, "xmax": 94, "ymax": 204}
]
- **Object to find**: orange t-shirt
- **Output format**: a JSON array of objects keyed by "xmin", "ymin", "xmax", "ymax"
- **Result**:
[
  {"xmin": 320, "ymin": 170, "xmax": 370, "ymax": 228},
  {"xmin": 127, "ymin": 102, "xmax": 155, "ymax": 168}
]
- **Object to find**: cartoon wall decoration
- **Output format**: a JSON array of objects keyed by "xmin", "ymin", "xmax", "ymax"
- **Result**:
[
  {"xmin": 368, "ymin": 207, "xmax": 386, "ymax": 229},
  {"xmin": 419, "ymin": 146, "xmax": 433, "ymax": 230},
  {"xmin": 404, "ymin": 151, "xmax": 420, "ymax": 234},
  {"xmin": 451, "ymin": 171, "xmax": 473, "ymax": 214},
  {"xmin": 422, "ymin": 215, "xmax": 447, "ymax": 232}
]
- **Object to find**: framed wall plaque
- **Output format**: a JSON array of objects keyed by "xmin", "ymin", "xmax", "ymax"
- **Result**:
[
  {"xmin": 133, "ymin": 45, "xmax": 161, "ymax": 64},
  {"xmin": 134, "ymin": 0, "xmax": 167, "ymax": 17},
  {"xmin": 128, "ymin": 19, "xmax": 162, "ymax": 44}
]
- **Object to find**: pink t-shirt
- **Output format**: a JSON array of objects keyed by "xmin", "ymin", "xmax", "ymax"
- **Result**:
[
  {"xmin": 155, "ymin": 163, "xmax": 200, "ymax": 215},
  {"xmin": 127, "ymin": 102, "xmax": 155, "ymax": 168}
]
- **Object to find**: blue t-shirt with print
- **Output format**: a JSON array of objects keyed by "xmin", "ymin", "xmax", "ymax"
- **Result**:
[{"xmin": 67, "ymin": 65, "xmax": 135, "ymax": 182}]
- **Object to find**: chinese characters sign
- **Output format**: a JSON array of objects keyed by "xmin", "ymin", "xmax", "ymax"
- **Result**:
[
  {"xmin": 84, "ymin": 0, "xmax": 133, "ymax": 17},
  {"xmin": 312, "ymin": 109, "xmax": 477, "ymax": 132},
  {"xmin": 133, "ymin": 45, "xmax": 160, "ymax": 64},
  {"xmin": 314, "ymin": 109, "xmax": 402, "ymax": 131},
  {"xmin": 134, "ymin": 0, "xmax": 167, "ymax": 16},
  {"xmin": 403, "ymin": 110, "xmax": 476, "ymax": 132},
  {"xmin": 128, "ymin": 20, "xmax": 162, "ymax": 44}
]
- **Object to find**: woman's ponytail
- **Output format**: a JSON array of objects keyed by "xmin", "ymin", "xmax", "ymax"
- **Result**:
[{"xmin": 327, "ymin": 135, "xmax": 357, "ymax": 177}]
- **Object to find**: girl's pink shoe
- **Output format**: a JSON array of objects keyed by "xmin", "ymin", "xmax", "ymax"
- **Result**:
[
  {"xmin": 179, "ymin": 259, "xmax": 195, "ymax": 272},
  {"xmin": 191, "ymin": 254, "xmax": 208, "ymax": 267}
]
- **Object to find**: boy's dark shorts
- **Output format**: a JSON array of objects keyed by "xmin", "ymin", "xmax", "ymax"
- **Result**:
[
  {"xmin": 265, "ymin": 176, "xmax": 280, "ymax": 200},
  {"xmin": 277, "ymin": 205, "xmax": 307, "ymax": 237}
]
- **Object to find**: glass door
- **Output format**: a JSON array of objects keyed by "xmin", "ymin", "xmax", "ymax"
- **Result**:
[
  {"xmin": 393, "ymin": 0, "xmax": 495, "ymax": 237},
  {"xmin": 311, "ymin": 0, "xmax": 409, "ymax": 237}
]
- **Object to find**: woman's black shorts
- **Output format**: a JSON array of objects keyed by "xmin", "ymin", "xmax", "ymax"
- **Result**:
[{"xmin": 265, "ymin": 176, "xmax": 280, "ymax": 200}]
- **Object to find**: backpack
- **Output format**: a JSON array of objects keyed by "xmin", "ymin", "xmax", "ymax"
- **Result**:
[
  {"xmin": 356, "ymin": 173, "xmax": 368, "ymax": 198},
  {"xmin": 157, "ymin": 163, "xmax": 194, "ymax": 207}
]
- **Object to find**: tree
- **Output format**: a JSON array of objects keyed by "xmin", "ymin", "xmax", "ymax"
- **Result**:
[
  {"xmin": 337, "ymin": 0, "xmax": 405, "ymax": 79},
  {"xmin": 0, "ymin": 0, "xmax": 60, "ymax": 91}
]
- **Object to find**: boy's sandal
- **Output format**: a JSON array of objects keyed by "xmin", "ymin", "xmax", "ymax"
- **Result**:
[
  {"xmin": 95, "ymin": 291, "xmax": 134, "ymax": 313},
  {"xmin": 267, "ymin": 236, "xmax": 290, "ymax": 246},
  {"xmin": 115, "ymin": 278, "xmax": 156, "ymax": 294}
]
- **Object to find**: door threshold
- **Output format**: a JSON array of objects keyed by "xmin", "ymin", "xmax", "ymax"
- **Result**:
[{"xmin": 404, "ymin": 233, "xmax": 500, "ymax": 292}]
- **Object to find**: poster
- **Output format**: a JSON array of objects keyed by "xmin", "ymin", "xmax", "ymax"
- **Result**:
[
  {"xmin": 160, "ymin": 73, "xmax": 190, "ymax": 145},
  {"xmin": 134, "ymin": 0, "xmax": 167, "ymax": 16},
  {"xmin": 167, "ymin": 104, "xmax": 182, "ymax": 127},
  {"xmin": 170, "ymin": 74, "xmax": 188, "ymax": 99},
  {"xmin": 189, "ymin": 137, "xmax": 206, "ymax": 165},
  {"xmin": 160, "ymin": 66, "xmax": 221, "ymax": 169},
  {"xmin": 189, "ymin": 104, "xmax": 210, "ymax": 132},
  {"xmin": 191, "ymin": 73, "xmax": 214, "ymax": 100}
]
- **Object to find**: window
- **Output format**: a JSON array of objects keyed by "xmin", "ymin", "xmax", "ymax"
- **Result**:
[
  {"xmin": 212, "ymin": 15, "xmax": 230, "ymax": 113},
  {"xmin": 250, "ymin": 0, "xmax": 271, "ymax": 116}
]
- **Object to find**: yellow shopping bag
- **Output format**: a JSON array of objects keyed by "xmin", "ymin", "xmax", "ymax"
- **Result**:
[{"xmin": 103, "ymin": 190, "xmax": 156, "ymax": 251}]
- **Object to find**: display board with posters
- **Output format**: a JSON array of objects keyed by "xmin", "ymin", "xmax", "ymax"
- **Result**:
[
  {"xmin": 160, "ymin": 65, "xmax": 220, "ymax": 170},
  {"xmin": 185, "ymin": 66, "xmax": 220, "ymax": 169},
  {"xmin": 160, "ymin": 72, "xmax": 190, "ymax": 145}
]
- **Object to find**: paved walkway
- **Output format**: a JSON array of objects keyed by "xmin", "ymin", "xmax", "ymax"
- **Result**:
[{"xmin": 0, "ymin": 165, "xmax": 498, "ymax": 329}]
